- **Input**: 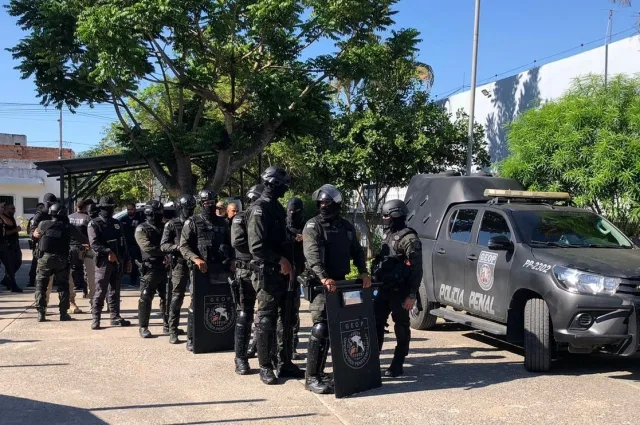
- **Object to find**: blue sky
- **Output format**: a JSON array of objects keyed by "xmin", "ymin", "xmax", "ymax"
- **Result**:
[{"xmin": 0, "ymin": 0, "xmax": 638, "ymax": 154}]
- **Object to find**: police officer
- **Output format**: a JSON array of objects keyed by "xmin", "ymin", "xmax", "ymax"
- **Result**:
[
  {"xmin": 283, "ymin": 197, "xmax": 305, "ymax": 360},
  {"xmin": 231, "ymin": 184, "xmax": 264, "ymax": 374},
  {"xmin": 373, "ymin": 199, "xmax": 422, "ymax": 377},
  {"xmin": 303, "ymin": 184, "xmax": 371, "ymax": 394},
  {"xmin": 120, "ymin": 203, "xmax": 143, "ymax": 287},
  {"xmin": 135, "ymin": 201, "xmax": 169, "ymax": 338},
  {"xmin": 179, "ymin": 190, "xmax": 234, "ymax": 352},
  {"xmin": 68, "ymin": 199, "xmax": 94, "ymax": 305},
  {"xmin": 28, "ymin": 193, "xmax": 57, "ymax": 287},
  {"xmin": 32, "ymin": 203, "xmax": 88, "ymax": 322},
  {"xmin": 161, "ymin": 194, "xmax": 196, "ymax": 344},
  {"xmin": 247, "ymin": 167, "xmax": 304, "ymax": 385},
  {"xmin": 88, "ymin": 196, "xmax": 132, "ymax": 330}
]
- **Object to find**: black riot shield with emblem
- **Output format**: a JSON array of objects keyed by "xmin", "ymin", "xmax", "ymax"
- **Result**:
[
  {"xmin": 325, "ymin": 280, "xmax": 382, "ymax": 398},
  {"xmin": 192, "ymin": 268, "xmax": 236, "ymax": 353}
]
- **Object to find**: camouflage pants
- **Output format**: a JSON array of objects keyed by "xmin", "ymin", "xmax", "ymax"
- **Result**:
[{"xmin": 35, "ymin": 254, "xmax": 70, "ymax": 313}]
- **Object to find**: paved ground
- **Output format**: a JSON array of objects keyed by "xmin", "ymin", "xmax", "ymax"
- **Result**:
[{"xmin": 2, "ymin": 249, "xmax": 640, "ymax": 425}]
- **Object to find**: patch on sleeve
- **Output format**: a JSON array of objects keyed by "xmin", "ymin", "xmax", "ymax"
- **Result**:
[
  {"xmin": 232, "ymin": 217, "xmax": 242, "ymax": 224},
  {"xmin": 412, "ymin": 240, "xmax": 422, "ymax": 251},
  {"xmin": 184, "ymin": 219, "xmax": 192, "ymax": 226},
  {"xmin": 306, "ymin": 222, "xmax": 316, "ymax": 229},
  {"xmin": 136, "ymin": 226, "xmax": 144, "ymax": 232},
  {"xmin": 114, "ymin": 224, "xmax": 120, "ymax": 230},
  {"xmin": 253, "ymin": 208, "xmax": 262, "ymax": 216}
]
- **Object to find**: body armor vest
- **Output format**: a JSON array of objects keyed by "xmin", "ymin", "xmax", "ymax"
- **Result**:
[
  {"xmin": 193, "ymin": 215, "xmax": 227, "ymax": 263},
  {"xmin": 170, "ymin": 217, "xmax": 185, "ymax": 257},
  {"xmin": 373, "ymin": 228, "xmax": 417, "ymax": 286},
  {"xmin": 139, "ymin": 222, "xmax": 164, "ymax": 262},
  {"xmin": 317, "ymin": 218, "xmax": 354, "ymax": 279},
  {"xmin": 231, "ymin": 212, "xmax": 250, "ymax": 261},
  {"xmin": 39, "ymin": 220, "xmax": 70, "ymax": 255}
]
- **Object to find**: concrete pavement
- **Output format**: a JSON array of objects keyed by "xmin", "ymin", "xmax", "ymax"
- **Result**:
[{"xmin": 2, "ymin": 250, "xmax": 640, "ymax": 425}]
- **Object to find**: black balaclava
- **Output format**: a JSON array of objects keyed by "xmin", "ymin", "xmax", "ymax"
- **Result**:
[
  {"xmin": 201, "ymin": 201, "xmax": 216, "ymax": 221},
  {"xmin": 88, "ymin": 203, "xmax": 99, "ymax": 219},
  {"xmin": 382, "ymin": 216, "xmax": 406, "ymax": 232},
  {"xmin": 152, "ymin": 212, "xmax": 164, "ymax": 227},
  {"xmin": 99, "ymin": 206, "xmax": 115, "ymax": 219},
  {"xmin": 286, "ymin": 197, "xmax": 304, "ymax": 231},
  {"xmin": 319, "ymin": 201, "xmax": 340, "ymax": 222},
  {"xmin": 180, "ymin": 206, "xmax": 195, "ymax": 221},
  {"xmin": 263, "ymin": 183, "xmax": 287, "ymax": 201}
]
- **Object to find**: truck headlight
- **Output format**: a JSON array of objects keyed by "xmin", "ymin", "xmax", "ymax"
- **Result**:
[{"xmin": 553, "ymin": 266, "xmax": 620, "ymax": 295}]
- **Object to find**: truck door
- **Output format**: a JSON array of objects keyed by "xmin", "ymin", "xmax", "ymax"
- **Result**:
[
  {"xmin": 465, "ymin": 209, "xmax": 514, "ymax": 321},
  {"xmin": 433, "ymin": 208, "xmax": 479, "ymax": 309}
]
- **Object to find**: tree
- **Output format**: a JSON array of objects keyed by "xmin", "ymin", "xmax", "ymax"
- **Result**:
[
  {"xmin": 315, "ymin": 30, "xmax": 489, "ymax": 254},
  {"xmin": 499, "ymin": 74, "xmax": 640, "ymax": 236},
  {"xmin": 7, "ymin": 0, "xmax": 402, "ymax": 196},
  {"xmin": 79, "ymin": 137, "xmax": 155, "ymax": 206}
]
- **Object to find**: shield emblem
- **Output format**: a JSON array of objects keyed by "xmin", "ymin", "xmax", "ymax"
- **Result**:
[
  {"xmin": 340, "ymin": 318, "xmax": 371, "ymax": 369},
  {"xmin": 476, "ymin": 251, "xmax": 498, "ymax": 291},
  {"xmin": 204, "ymin": 295, "xmax": 236, "ymax": 333}
]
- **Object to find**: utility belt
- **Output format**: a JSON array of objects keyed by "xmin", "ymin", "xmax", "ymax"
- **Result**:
[
  {"xmin": 234, "ymin": 259, "xmax": 251, "ymax": 270},
  {"xmin": 249, "ymin": 260, "xmax": 280, "ymax": 275},
  {"xmin": 170, "ymin": 255, "xmax": 188, "ymax": 266},
  {"xmin": 136, "ymin": 257, "xmax": 164, "ymax": 275}
]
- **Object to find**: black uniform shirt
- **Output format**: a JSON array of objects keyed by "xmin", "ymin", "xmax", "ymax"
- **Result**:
[{"xmin": 246, "ymin": 196, "xmax": 287, "ymax": 264}]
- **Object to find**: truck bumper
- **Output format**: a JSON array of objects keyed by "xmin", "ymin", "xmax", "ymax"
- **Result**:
[{"xmin": 550, "ymin": 294, "xmax": 639, "ymax": 356}]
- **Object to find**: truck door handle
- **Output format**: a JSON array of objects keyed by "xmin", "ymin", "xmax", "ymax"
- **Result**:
[
  {"xmin": 436, "ymin": 248, "xmax": 446, "ymax": 255},
  {"xmin": 467, "ymin": 254, "xmax": 478, "ymax": 261}
]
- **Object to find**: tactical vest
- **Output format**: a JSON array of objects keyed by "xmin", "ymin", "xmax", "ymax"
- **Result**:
[
  {"xmin": 316, "ymin": 218, "xmax": 355, "ymax": 279},
  {"xmin": 39, "ymin": 220, "xmax": 71, "ymax": 255},
  {"xmin": 374, "ymin": 228, "xmax": 417, "ymax": 286},
  {"xmin": 231, "ymin": 212, "xmax": 250, "ymax": 261},
  {"xmin": 69, "ymin": 212, "xmax": 90, "ymax": 245},
  {"xmin": 170, "ymin": 217, "xmax": 185, "ymax": 257},
  {"xmin": 139, "ymin": 222, "xmax": 164, "ymax": 262},
  {"xmin": 193, "ymin": 215, "xmax": 227, "ymax": 263},
  {"xmin": 92, "ymin": 216, "xmax": 125, "ymax": 258}
]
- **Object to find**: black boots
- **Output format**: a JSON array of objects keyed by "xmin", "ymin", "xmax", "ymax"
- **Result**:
[
  {"xmin": 277, "ymin": 326, "xmax": 304, "ymax": 379},
  {"xmin": 138, "ymin": 299, "xmax": 152, "ymax": 338},
  {"xmin": 305, "ymin": 330, "xmax": 333, "ymax": 394},
  {"xmin": 256, "ymin": 323, "xmax": 277, "ymax": 385},
  {"xmin": 186, "ymin": 309, "xmax": 194, "ymax": 352},
  {"xmin": 110, "ymin": 317, "xmax": 131, "ymax": 327},
  {"xmin": 234, "ymin": 313, "xmax": 251, "ymax": 375},
  {"xmin": 60, "ymin": 312, "xmax": 73, "ymax": 321},
  {"xmin": 384, "ymin": 357, "xmax": 404, "ymax": 377},
  {"xmin": 139, "ymin": 327, "xmax": 152, "ymax": 338},
  {"xmin": 37, "ymin": 309, "xmax": 46, "ymax": 322},
  {"xmin": 91, "ymin": 318, "xmax": 100, "ymax": 330}
]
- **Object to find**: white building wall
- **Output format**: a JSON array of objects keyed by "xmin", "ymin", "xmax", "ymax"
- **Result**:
[
  {"xmin": 0, "ymin": 160, "xmax": 60, "ymax": 219},
  {"xmin": 441, "ymin": 35, "xmax": 640, "ymax": 164}
]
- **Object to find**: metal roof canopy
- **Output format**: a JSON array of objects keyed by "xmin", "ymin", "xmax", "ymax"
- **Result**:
[{"xmin": 34, "ymin": 152, "xmax": 215, "ymax": 209}]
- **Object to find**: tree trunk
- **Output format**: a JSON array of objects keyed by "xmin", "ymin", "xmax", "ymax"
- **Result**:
[{"xmin": 174, "ymin": 151, "xmax": 194, "ymax": 195}]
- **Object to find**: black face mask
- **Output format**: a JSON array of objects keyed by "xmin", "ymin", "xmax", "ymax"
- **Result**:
[
  {"xmin": 153, "ymin": 213, "xmax": 164, "ymax": 226},
  {"xmin": 319, "ymin": 202, "xmax": 340, "ymax": 221},
  {"xmin": 263, "ymin": 185, "xmax": 287, "ymax": 200},
  {"xmin": 201, "ymin": 204, "xmax": 216, "ymax": 220},
  {"xmin": 99, "ymin": 207, "xmax": 114, "ymax": 219},
  {"xmin": 382, "ymin": 216, "xmax": 405, "ymax": 231},
  {"xmin": 180, "ymin": 207, "xmax": 194, "ymax": 220},
  {"xmin": 287, "ymin": 212, "xmax": 304, "ymax": 231}
]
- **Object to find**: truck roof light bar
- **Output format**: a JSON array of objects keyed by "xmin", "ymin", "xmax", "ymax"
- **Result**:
[{"xmin": 484, "ymin": 189, "xmax": 571, "ymax": 201}]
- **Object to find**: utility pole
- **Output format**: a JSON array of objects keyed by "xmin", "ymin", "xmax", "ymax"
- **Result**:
[
  {"xmin": 466, "ymin": 0, "xmax": 481, "ymax": 175},
  {"xmin": 604, "ymin": 9, "xmax": 613, "ymax": 89},
  {"xmin": 58, "ymin": 108, "xmax": 63, "ymax": 160}
]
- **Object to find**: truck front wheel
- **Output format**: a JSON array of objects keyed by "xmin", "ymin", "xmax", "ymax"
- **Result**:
[
  {"xmin": 410, "ymin": 284, "xmax": 438, "ymax": 330},
  {"xmin": 523, "ymin": 298, "xmax": 551, "ymax": 372}
]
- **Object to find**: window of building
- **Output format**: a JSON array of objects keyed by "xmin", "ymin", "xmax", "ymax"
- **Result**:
[
  {"xmin": 449, "ymin": 209, "xmax": 478, "ymax": 243},
  {"xmin": 23, "ymin": 197, "xmax": 40, "ymax": 214},
  {"xmin": 477, "ymin": 211, "xmax": 512, "ymax": 246},
  {"xmin": 0, "ymin": 195, "xmax": 15, "ymax": 207}
]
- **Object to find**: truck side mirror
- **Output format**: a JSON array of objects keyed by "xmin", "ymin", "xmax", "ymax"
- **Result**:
[
  {"xmin": 632, "ymin": 237, "xmax": 640, "ymax": 248},
  {"xmin": 488, "ymin": 235, "xmax": 512, "ymax": 251}
]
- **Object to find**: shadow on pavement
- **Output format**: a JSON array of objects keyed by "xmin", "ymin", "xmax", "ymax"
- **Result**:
[
  {"xmin": 0, "ymin": 363, "xmax": 69, "ymax": 368},
  {"xmin": 90, "ymin": 399, "xmax": 267, "ymax": 412},
  {"xmin": 0, "ymin": 339, "xmax": 39, "ymax": 345},
  {"xmin": 167, "ymin": 413, "xmax": 316, "ymax": 425},
  {"xmin": 0, "ymin": 395, "xmax": 108, "ymax": 425}
]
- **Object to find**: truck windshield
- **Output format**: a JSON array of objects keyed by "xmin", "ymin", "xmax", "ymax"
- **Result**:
[{"xmin": 512, "ymin": 210, "xmax": 632, "ymax": 248}]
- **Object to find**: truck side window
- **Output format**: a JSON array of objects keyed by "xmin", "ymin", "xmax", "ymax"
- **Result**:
[
  {"xmin": 477, "ymin": 211, "xmax": 511, "ymax": 246},
  {"xmin": 449, "ymin": 209, "xmax": 478, "ymax": 243}
]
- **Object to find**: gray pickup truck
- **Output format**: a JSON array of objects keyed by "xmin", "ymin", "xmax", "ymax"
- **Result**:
[{"xmin": 405, "ymin": 173, "xmax": 640, "ymax": 372}]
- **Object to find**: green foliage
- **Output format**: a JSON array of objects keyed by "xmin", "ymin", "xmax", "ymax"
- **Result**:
[
  {"xmin": 79, "ymin": 138, "xmax": 153, "ymax": 206},
  {"xmin": 499, "ymin": 74, "xmax": 640, "ymax": 236},
  {"xmin": 7, "ymin": 0, "xmax": 404, "ymax": 195}
]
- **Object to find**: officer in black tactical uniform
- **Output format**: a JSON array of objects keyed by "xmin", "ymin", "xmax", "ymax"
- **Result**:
[
  {"xmin": 303, "ymin": 184, "xmax": 370, "ymax": 394},
  {"xmin": 88, "ymin": 196, "xmax": 132, "ymax": 330},
  {"xmin": 161, "ymin": 194, "xmax": 196, "ymax": 344},
  {"xmin": 135, "ymin": 201, "xmax": 169, "ymax": 338},
  {"xmin": 230, "ymin": 184, "xmax": 264, "ymax": 374},
  {"xmin": 372, "ymin": 199, "xmax": 422, "ymax": 377},
  {"xmin": 28, "ymin": 193, "xmax": 57, "ymax": 287},
  {"xmin": 179, "ymin": 190, "xmax": 234, "ymax": 352},
  {"xmin": 247, "ymin": 167, "xmax": 304, "ymax": 385},
  {"xmin": 69, "ymin": 199, "xmax": 93, "ymax": 301},
  {"xmin": 33, "ymin": 203, "xmax": 88, "ymax": 322},
  {"xmin": 283, "ymin": 197, "xmax": 305, "ymax": 360}
]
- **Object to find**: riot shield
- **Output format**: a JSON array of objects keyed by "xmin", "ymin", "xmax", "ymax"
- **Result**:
[
  {"xmin": 325, "ymin": 280, "xmax": 382, "ymax": 398},
  {"xmin": 191, "ymin": 267, "xmax": 237, "ymax": 354}
]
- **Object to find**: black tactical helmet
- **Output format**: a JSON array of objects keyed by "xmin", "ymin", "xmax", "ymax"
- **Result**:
[
  {"xmin": 260, "ymin": 166, "xmax": 291, "ymax": 188},
  {"xmin": 246, "ymin": 184, "xmax": 265, "ymax": 203},
  {"xmin": 43, "ymin": 193, "xmax": 58, "ymax": 205},
  {"xmin": 287, "ymin": 197, "xmax": 303, "ymax": 212},
  {"xmin": 198, "ymin": 190, "xmax": 217, "ymax": 205},
  {"xmin": 311, "ymin": 184, "xmax": 343, "ymax": 204},
  {"xmin": 381, "ymin": 199, "xmax": 409, "ymax": 219},
  {"xmin": 49, "ymin": 202, "xmax": 67, "ymax": 217},
  {"xmin": 144, "ymin": 200, "xmax": 164, "ymax": 218},
  {"xmin": 98, "ymin": 195, "xmax": 116, "ymax": 208},
  {"xmin": 178, "ymin": 194, "xmax": 197, "ymax": 210}
]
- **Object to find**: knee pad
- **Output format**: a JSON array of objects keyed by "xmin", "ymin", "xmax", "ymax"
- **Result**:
[
  {"xmin": 311, "ymin": 322, "xmax": 328, "ymax": 340},
  {"xmin": 237, "ymin": 311, "xmax": 251, "ymax": 326},
  {"xmin": 140, "ymin": 288, "xmax": 154, "ymax": 303},
  {"xmin": 258, "ymin": 315, "xmax": 275, "ymax": 332}
]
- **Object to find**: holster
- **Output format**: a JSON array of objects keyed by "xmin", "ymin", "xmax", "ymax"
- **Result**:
[
  {"xmin": 297, "ymin": 270, "xmax": 321, "ymax": 303},
  {"xmin": 135, "ymin": 260, "xmax": 146, "ymax": 276},
  {"xmin": 249, "ymin": 260, "xmax": 280, "ymax": 291},
  {"xmin": 228, "ymin": 276, "xmax": 241, "ymax": 308}
]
